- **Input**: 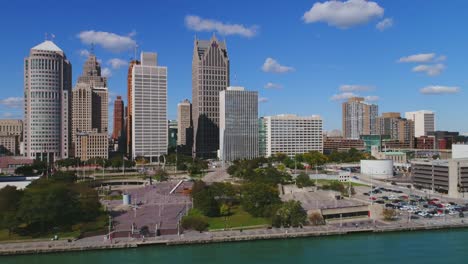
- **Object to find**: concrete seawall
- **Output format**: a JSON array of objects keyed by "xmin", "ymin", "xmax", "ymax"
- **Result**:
[{"xmin": 2, "ymin": 223, "xmax": 468, "ymax": 256}]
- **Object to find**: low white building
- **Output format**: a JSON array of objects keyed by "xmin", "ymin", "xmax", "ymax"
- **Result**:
[
  {"xmin": 360, "ymin": 160, "xmax": 393, "ymax": 179},
  {"xmin": 452, "ymin": 144, "xmax": 468, "ymax": 159},
  {"xmin": 264, "ymin": 114, "xmax": 323, "ymax": 157}
]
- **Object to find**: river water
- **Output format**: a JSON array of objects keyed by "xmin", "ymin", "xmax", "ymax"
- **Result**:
[{"xmin": 3, "ymin": 230, "xmax": 468, "ymax": 263}]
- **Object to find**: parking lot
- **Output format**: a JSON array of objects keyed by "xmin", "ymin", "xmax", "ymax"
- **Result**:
[{"xmin": 353, "ymin": 183, "xmax": 468, "ymax": 224}]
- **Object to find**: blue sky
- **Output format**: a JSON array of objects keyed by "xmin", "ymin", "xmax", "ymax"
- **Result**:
[{"xmin": 0, "ymin": 0, "xmax": 467, "ymax": 133}]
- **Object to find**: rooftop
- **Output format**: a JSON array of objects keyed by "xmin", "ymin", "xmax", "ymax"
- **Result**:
[{"xmin": 31, "ymin": 40, "xmax": 63, "ymax": 52}]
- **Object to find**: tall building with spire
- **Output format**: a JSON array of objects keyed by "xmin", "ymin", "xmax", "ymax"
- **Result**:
[
  {"xmin": 24, "ymin": 40, "xmax": 72, "ymax": 162},
  {"xmin": 192, "ymin": 35, "xmax": 230, "ymax": 158},
  {"xmin": 71, "ymin": 52, "xmax": 108, "ymax": 160},
  {"xmin": 126, "ymin": 60, "xmax": 140, "ymax": 158}
]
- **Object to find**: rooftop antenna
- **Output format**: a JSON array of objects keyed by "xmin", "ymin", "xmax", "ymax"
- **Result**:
[
  {"xmin": 44, "ymin": 32, "xmax": 48, "ymax": 41},
  {"xmin": 90, "ymin": 42, "xmax": 95, "ymax": 55},
  {"xmin": 233, "ymin": 73, "xmax": 237, "ymax": 86},
  {"xmin": 134, "ymin": 44, "xmax": 138, "ymax": 61}
]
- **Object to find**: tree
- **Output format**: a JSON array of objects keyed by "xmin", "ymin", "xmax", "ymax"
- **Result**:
[
  {"xmin": 154, "ymin": 169, "xmax": 168, "ymax": 182},
  {"xmin": 220, "ymin": 203, "xmax": 231, "ymax": 217},
  {"xmin": 309, "ymin": 212, "xmax": 325, "ymax": 226},
  {"xmin": 241, "ymin": 182, "xmax": 281, "ymax": 217},
  {"xmin": 0, "ymin": 186, "xmax": 23, "ymax": 236},
  {"xmin": 15, "ymin": 171, "xmax": 102, "ymax": 235},
  {"xmin": 383, "ymin": 209, "xmax": 398, "ymax": 221},
  {"xmin": 181, "ymin": 209, "xmax": 209, "ymax": 231},
  {"xmin": 193, "ymin": 189, "xmax": 219, "ymax": 217},
  {"xmin": 303, "ymin": 151, "xmax": 328, "ymax": 167},
  {"xmin": 272, "ymin": 201, "xmax": 307, "ymax": 228},
  {"xmin": 296, "ymin": 173, "xmax": 314, "ymax": 188}
]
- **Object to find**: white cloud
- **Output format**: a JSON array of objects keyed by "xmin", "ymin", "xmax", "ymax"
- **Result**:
[
  {"xmin": 258, "ymin": 97, "xmax": 269, "ymax": 103},
  {"xmin": 412, "ymin": 64, "xmax": 445, "ymax": 76},
  {"xmin": 339, "ymin": 84, "xmax": 374, "ymax": 92},
  {"xmin": 77, "ymin": 30, "xmax": 137, "ymax": 52},
  {"xmin": 185, "ymin": 15, "xmax": 258, "ymax": 37},
  {"xmin": 0, "ymin": 97, "xmax": 23, "ymax": 108},
  {"xmin": 79, "ymin": 49, "xmax": 90, "ymax": 57},
  {"xmin": 264, "ymin": 82, "xmax": 283, "ymax": 89},
  {"xmin": 435, "ymin": 55, "xmax": 447, "ymax": 62},
  {"xmin": 330, "ymin": 92, "xmax": 358, "ymax": 101},
  {"xmin": 420, "ymin": 85, "xmax": 460, "ymax": 95},
  {"xmin": 303, "ymin": 0, "xmax": 384, "ymax": 29},
  {"xmin": 262, "ymin": 58, "xmax": 294, "ymax": 73},
  {"xmin": 107, "ymin": 58, "xmax": 128, "ymax": 69},
  {"xmin": 376, "ymin": 18, "xmax": 393, "ymax": 31},
  {"xmin": 364, "ymin": 95, "xmax": 379, "ymax": 102},
  {"xmin": 102, "ymin": 68, "xmax": 112, "ymax": 78},
  {"xmin": 398, "ymin": 53, "xmax": 436, "ymax": 63}
]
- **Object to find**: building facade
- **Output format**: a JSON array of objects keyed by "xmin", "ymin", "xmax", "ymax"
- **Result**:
[
  {"xmin": 264, "ymin": 114, "xmax": 323, "ymax": 157},
  {"xmin": 168, "ymin": 120, "xmax": 178, "ymax": 149},
  {"xmin": 342, "ymin": 97, "xmax": 378, "ymax": 139},
  {"xmin": 112, "ymin": 96, "xmax": 125, "ymax": 142},
  {"xmin": 323, "ymin": 136, "xmax": 364, "ymax": 154},
  {"xmin": 177, "ymin": 99, "xmax": 192, "ymax": 147},
  {"xmin": 219, "ymin": 87, "xmax": 258, "ymax": 162},
  {"xmin": 192, "ymin": 35, "xmax": 230, "ymax": 158},
  {"xmin": 405, "ymin": 110, "xmax": 435, "ymax": 137},
  {"xmin": 126, "ymin": 60, "xmax": 140, "ymax": 157},
  {"xmin": 0, "ymin": 120, "xmax": 23, "ymax": 155},
  {"xmin": 24, "ymin": 40, "xmax": 72, "ymax": 162},
  {"xmin": 376, "ymin": 112, "xmax": 414, "ymax": 148},
  {"xmin": 412, "ymin": 159, "xmax": 468, "ymax": 198},
  {"xmin": 259, "ymin": 117, "xmax": 267, "ymax": 158},
  {"xmin": 75, "ymin": 132, "xmax": 108, "ymax": 161},
  {"xmin": 131, "ymin": 52, "xmax": 167, "ymax": 160},
  {"xmin": 71, "ymin": 53, "xmax": 108, "ymax": 159}
]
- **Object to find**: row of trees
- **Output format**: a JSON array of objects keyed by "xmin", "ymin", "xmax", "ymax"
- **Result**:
[
  {"xmin": 268, "ymin": 148, "xmax": 373, "ymax": 171},
  {"xmin": 14, "ymin": 160, "xmax": 47, "ymax": 176},
  {"xmin": 56, "ymin": 157, "xmax": 135, "ymax": 169},
  {"xmin": 0, "ymin": 171, "xmax": 102, "ymax": 237}
]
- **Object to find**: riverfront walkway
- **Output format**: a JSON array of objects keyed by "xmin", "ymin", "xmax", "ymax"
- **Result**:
[{"xmin": 1, "ymin": 218, "xmax": 468, "ymax": 256}]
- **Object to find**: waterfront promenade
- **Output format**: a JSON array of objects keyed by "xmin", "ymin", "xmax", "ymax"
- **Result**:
[{"xmin": 1, "ymin": 218, "xmax": 467, "ymax": 256}]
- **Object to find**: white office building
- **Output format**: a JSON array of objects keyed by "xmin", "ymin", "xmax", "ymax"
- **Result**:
[
  {"xmin": 219, "ymin": 87, "xmax": 258, "ymax": 161},
  {"xmin": 24, "ymin": 40, "xmax": 72, "ymax": 162},
  {"xmin": 405, "ymin": 110, "xmax": 435, "ymax": 137},
  {"xmin": 131, "ymin": 52, "xmax": 167, "ymax": 160},
  {"xmin": 264, "ymin": 114, "xmax": 323, "ymax": 157}
]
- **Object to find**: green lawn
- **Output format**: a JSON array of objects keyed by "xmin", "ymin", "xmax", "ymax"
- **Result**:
[
  {"xmin": 315, "ymin": 179, "xmax": 369, "ymax": 187},
  {"xmin": 206, "ymin": 206, "xmax": 270, "ymax": 230}
]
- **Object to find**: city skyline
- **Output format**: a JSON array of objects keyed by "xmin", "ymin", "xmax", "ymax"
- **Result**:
[{"xmin": 0, "ymin": 0, "xmax": 467, "ymax": 133}]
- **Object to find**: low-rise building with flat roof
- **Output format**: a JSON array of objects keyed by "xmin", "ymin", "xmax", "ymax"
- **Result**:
[{"xmin": 412, "ymin": 158, "xmax": 468, "ymax": 198}]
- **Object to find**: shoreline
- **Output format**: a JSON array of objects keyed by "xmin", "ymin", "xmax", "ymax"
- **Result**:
[{"xmin": 1, "ymin": 222, "xmax": 468, "ymax": 256}]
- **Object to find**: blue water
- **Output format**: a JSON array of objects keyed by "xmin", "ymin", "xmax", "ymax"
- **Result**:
[{"xmin": 3, "ymin": 230, "xmax": 468, "ymax": 263}]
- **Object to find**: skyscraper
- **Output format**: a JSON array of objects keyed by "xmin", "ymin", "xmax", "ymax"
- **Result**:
[
  {"xmin": 177, "ymin": 99, "xmax": 192, "ymax": 147},
  {"xmin": 126, "ymin": 60, "xmax": 140, "ymax": 157},
  {"xmin": 131, "ymin": 52, "xmax": 167, "ymax": 160},
  {"xmin": 342, "ymin": 97, "xmax": 378, "ymax": 139},
  {"xmin": 376, "ymin": 112, "xmax": 415, "ymax": 148},
  {"xmin": 71, "ymin": 53, "xmax": 108, "ymax": 160},
  {"xmin": 24, "ymin": 40, "xmax": 72, "ymax": 162},
  {"xmin": 219, "ymin": 87, "xmax": 258, "ymax": 162},
  {"xmin": 112, "ymin": 96, "xmax": 125, "ymax": 141},
  {"xmin": 192, "ymin": 35, "xmax": 230, "ymax": 158},
  {"xmin": 405, "ymin": 110, "xmax": 435, "ymax": 137},
  {"xmin": 264, "ymin": 114, "xmax": 323, "ymax": 157}
]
